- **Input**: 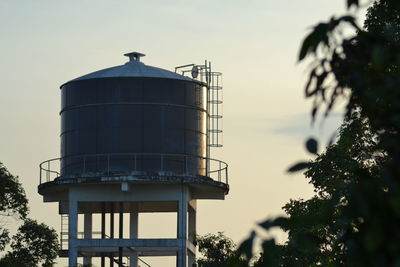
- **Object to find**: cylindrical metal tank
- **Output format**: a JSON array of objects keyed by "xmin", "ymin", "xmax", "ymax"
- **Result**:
[{"xmin": 60, "ymin": 52, "xmax": 207, "ymax": 177}]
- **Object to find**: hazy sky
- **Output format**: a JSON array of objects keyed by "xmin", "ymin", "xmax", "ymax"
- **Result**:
[{"xmin": 0, "ymin": 1, "xmax": 366, "ymax": 266}]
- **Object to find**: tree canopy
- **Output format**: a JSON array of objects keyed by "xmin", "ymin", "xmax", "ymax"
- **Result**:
[
  {"xmin": 0, "ymin": 162, "xmax": 28, "ymax": 220},
  {"xmin": 280, "ymin": 113, "xmax": 381, "ymax": 266},
  {"xmin": 234, "ymin": 0, "xmax": 400, "ymax": 266},
  {"xmin": 0, "ymin": 162, "xmax": 59, "ymax": 267},
  {"xmin": 197, "ymin": 232, "xmax": 245, "ymax": 267}
]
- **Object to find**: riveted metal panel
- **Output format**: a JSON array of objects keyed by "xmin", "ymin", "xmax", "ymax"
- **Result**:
[{"xmin": 60, "ymin": 77, "xmax": 206, "ymax": 176}]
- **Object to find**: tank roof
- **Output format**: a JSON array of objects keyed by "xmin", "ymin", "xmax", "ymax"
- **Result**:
[{"xmin": 62, "ymin": 52, "xmax": 194, "ymax": 87}]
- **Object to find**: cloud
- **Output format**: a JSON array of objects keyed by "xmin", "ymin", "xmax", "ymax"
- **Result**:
[{"xmin": 270, "ymin": 112, "xmax": 344, "ymax": 142}]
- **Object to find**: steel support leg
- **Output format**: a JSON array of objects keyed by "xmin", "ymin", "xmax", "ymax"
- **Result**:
[
  {"xmin": 68, "ymin": 200, "xmax": 78, "ymax": 267},
  {"xmin": 101, "ymin": 202, "xmax": 106, "ymax": 267},
  {"xmin": 130, "ymin": 203, "xmax": 139, "ymax": 267},
  {"xmin": 119, "ymin": 202, "xmax": 124, "ymax": 266},
  {"xmin": 177, "ymin": 185, "xmax": 188, "ymax": 267},
  {"xmin": 188, "ymin": 205, "xmax": 196, "ymax": 266},
  {"xmin": 83, "ymin": 213, "xmax": 93, "ymax": 265},
  {"xmin": 110, "ymin": 202, "xmax": 114, "ymax": 267}
]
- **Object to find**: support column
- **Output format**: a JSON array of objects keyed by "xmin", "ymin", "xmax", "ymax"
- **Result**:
[
  {"xmin": 83, "ymin": 213, "xmax": 93, "ymax": 266},
  {"xmin": 101, "ymin": 202, "xmax": 106, "ymax": 267},
  {"xmin": 188, "ymin": 251, "xmax": 195, "ymax": 267},
  {"xmin": 68, "ymin": 200, "xmax": 78, "ymax": 267},
  {"xmin": 188, "ymin": 204, "xmax": 196, "ymax": 266},
  {"xmin": 177, "ymin": 185, "xmax": 188, "ymax": 267},
  {"xmin": 119, "ymin": 202, "xmax": 123, "ymax": 267},
  {"xmin": 129, "ymin": 203, "xmax": 138, "ymax": 267}
]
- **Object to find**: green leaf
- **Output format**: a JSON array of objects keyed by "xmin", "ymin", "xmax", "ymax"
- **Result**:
[
  {"xmin": 287, "ymin": 162, "xmax": 311, "ymax": 172},
  {"xmin": 299, "ymin": 15, "xmax": 359, "ymax": 61},
  {"xmin": 299, "ymin": 32, "xmax": 315, "ymax": 61},
  {"xmin": 299, "ymin": 23, "xmax": 329, "ymax": 61},
  {"xmin": 306, "ymin": 138, "xmax": 318, "ymax": 154}
]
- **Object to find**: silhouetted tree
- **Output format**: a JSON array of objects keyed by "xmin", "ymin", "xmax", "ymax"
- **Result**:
[
  {"xmin": 280, "ymin": 113, "xmax": 382, "ymax": 266},
  {"xmin": 197, "ymin": 232, "xmax": 246, "ymax": 267},
  {"xmin": 0, "ymin": 162, "xmax": 28, "ymax": 252},
  {"xmin": 234, "ymin": 0, "xmax": 400, "ymax": 266},
  {"xmin": 0, "ymin": 162, "xmax": 59, "ymax": 267}
]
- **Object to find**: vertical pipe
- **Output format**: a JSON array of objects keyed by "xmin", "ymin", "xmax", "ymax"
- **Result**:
[
  {"xmin": 119, "ymin": 202, "xmax": 124, "ymax": 238},
  {"xmin": 101, "ymin": 203, "xmax": 106, "ymax": 238},
  {"xmin": 118, "ymin": 247, "xmax": 123, "ymax": 267},
  {"xmin": 119, "ymin": 202, "xmax": 124, "ymax": 267},
  {"xmin": 110, "ymin": 202, "xmax": 114, "ymax": 267},
  {"xmin": 110, "ymin": 203, "xmax": 114, "ymax": 238},
  {"xmin": 101, "ymin": 202, "xmax": 106, "ymax": 267}
]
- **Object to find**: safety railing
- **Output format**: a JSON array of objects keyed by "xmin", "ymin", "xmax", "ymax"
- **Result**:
[{"xmin": 40, "ymin": 153, "xmax": 228, "ymax": 185}]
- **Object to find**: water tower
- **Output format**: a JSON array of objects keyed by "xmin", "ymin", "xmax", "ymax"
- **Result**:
[{"xmin": 38, "ymin": 52, "xmax": 228, "ymax": 267}]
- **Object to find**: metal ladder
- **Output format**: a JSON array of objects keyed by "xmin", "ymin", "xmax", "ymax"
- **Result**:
[
  {"xmin": 61, "ymin": 214, "xmax": 69, "ymax": 250},
  {"xmin": 207, "ymin": 71, "xmax": 223, "ymax": 148}
]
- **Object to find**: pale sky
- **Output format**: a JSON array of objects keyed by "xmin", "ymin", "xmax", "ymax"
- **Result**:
[{"xmin": 0, "ymin": 1, "xmax": 365, "ymax": 266}]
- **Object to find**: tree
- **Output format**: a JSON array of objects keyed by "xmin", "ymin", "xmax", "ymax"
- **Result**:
[
  {"xmin": 1, "ymin": 219, "xmax": 59, "ymax": 267},
  {"xmin": 0, "ymin": 161, "xmax": 28, "ymax": 251},
  {"xmin": 234, "ymin": 114, "xmax": 380, "ymax": 267},
  {"xmin": 0, "ymin": 162, "xmax": 59, "ymax": 267},
  {"xmin": 279, "ymin": 113, "xmax": 382, "ymax": 266},
  {"xmin": 197, "ymin": 232, "xmax": 246, "ymax": 267},
  {"xmin": 235, "ymin": 0, "xmax": 400, "ymax": 266}
]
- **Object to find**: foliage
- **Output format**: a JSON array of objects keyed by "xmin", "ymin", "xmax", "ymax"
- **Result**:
[
  {"xmin": 295, "ymin": 1, "xmax": 400, "ymax": 264},
  {"xmin": 0, "ymin": 162, "xmax": 28, "ymax": 220},
  {"xmin": 234, "ymin": 0, "xmax": 400, "ymax": 266},
  {"xmin": 197, "ymin": 232, "xmax": 247, "ymax": 267},
  {"xmin": 0, "ymin": 162, "xmax": 59, "ymax": 267},
  {"xmin": 1, "ymin": 219, "xmax": 59, "ymax": 267},
  {"xmin": 0, "ymin": 162, "xmax": 28, "ymax": 252},
  {"xmin": 276, "ymin": 114, "xmax": 382, "ymax": 266}
]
